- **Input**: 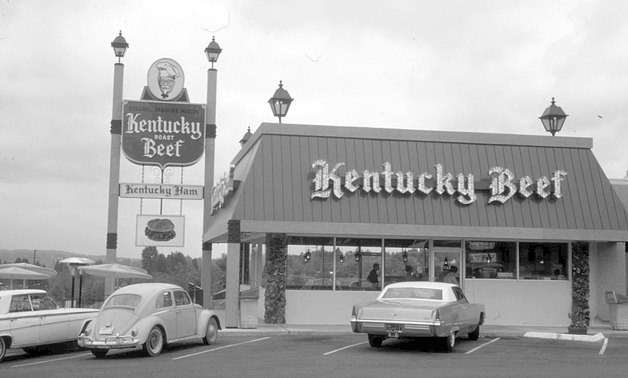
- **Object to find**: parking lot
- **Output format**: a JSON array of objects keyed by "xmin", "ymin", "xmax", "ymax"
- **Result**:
[{"xmin": 2, "ymin": 332, "xmax": 628, "ymax": 377}]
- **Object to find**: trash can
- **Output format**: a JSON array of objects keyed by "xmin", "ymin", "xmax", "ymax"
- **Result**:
[
  {"xmin": 239, "ymin": 287, "xmax": 259, "ymax": 329},
  {"xmin": 605, "ymin": 291, "xmax": 628, "ymax": 330}
]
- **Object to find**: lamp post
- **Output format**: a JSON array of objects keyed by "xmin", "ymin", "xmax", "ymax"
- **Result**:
[
  {"xmin": 539, "ymin": 97, "xmax": 568, "ymax": 136},
  {"xmin": 202, "ymin": 36, "xmax": 222, "ymax": 310},
  {"xmin": 268, "ymin": 81, "xmax": 293, "ymax": 123},
  {"xmin": 105, "ymin": 31, "xmax": 128, "ymax": 297}
]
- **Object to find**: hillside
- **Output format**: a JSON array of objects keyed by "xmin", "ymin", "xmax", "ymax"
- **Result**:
[{"xmin": 0, "ymin": 249, "xmax": 141, "ymax": 269}]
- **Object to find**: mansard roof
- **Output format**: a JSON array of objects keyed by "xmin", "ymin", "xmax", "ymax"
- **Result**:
[{"xmin": 204, "ymin": 123, "xmax": 628, "ymax": 243}]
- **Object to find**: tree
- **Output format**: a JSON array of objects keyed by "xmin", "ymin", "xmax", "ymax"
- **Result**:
[{"xmin": 141, "ymin": 246, "xmax": 159, "ymax": 274}]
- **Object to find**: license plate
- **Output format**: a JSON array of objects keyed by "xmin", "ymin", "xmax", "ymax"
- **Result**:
[
  {"xmin": 99, "ymin": 326, "xmax": 113, "ymax": 335},
  {"xmin": 385, "ymin": 323, "xmax": 404, "ymax": 333}
]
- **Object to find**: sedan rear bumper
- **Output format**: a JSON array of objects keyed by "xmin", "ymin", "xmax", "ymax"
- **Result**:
[
  {"xmin": 351, "ymin": 318, "xmax": 451, "ymax": 338},
  {"xmin": 78, "ymin": 334, "xmax": 139, "ymax": 350}
]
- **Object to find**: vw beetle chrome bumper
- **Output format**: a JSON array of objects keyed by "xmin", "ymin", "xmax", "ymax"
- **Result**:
[{"xmin": 78, "ymin": 334, "xmax": 139, "ymax": 350}]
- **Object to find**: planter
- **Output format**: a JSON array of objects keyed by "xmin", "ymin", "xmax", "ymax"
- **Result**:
[{"xmin": 567, "ymin": 326, "xmax": 588, "ymax": 335}]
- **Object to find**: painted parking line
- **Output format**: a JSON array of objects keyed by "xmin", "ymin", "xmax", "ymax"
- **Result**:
[
  {"xmin": 172, "ymin": 337, "xmax": 271, "ymax": 360},
  {"xmin": 323, "ymin": 341, "xmax": 368, "ymax": 356},
  {"xmin": 11, "ymin": 352, "xmax": 92, "ymax": 368},
  {"xmin": 465, "ymin": 337, "xmax": 500, "ymax": 355},
  {"xmin": 599, "ymin": 337, "xmax": 608, "ymax": 355}
]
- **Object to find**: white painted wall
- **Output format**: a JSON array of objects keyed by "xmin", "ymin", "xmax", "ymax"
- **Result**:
[
  {"xmin": 591, "ymin": 242, "xmax": 627, "ymax": 322},
  {"xmin": 284, "ymin": 290, "xmax": 380, "ymax": 325},
  {"xmin": 463, "ymin": 279, "xmax": 571, "ymax": 326}
]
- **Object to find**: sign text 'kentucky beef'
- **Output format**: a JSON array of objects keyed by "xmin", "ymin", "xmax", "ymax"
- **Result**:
[{"xmin": 121, "ymin": 100, "xmax": 206, "ymax": 169}]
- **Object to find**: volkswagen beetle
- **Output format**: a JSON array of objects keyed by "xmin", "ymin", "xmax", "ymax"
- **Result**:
[{"xmin": 78, "ymin": 283, "xmax": 220, "ymax": 358}]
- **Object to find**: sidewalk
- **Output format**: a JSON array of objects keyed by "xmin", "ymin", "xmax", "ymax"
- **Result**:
[{"xmin": 220, "ymin": 320, "xmax": 628, "ymax": 339}]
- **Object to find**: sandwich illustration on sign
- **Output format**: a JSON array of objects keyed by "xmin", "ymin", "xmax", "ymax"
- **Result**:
[{"xmin": 145, "ymin": 218, "xmax": 176, "ymax": 242}]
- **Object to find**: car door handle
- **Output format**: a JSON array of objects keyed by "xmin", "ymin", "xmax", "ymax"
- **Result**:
[{"xmin": 176, "ymin": 310, "xmax": 181, "ymax": 314}]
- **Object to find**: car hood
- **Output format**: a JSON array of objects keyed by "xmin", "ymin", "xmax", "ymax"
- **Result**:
[
  {"xmin": 92, "ymin": 309, "xmax": 139, "ymax": 338},
  {"xmin": 359, "ymin": 299, "xmax": 443, "ymax": 322}
]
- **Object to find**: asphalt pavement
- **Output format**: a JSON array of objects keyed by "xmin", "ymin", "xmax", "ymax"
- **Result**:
[{"xmin": 220, "ymin": 319, "xmax": 628, "ymax": 339}]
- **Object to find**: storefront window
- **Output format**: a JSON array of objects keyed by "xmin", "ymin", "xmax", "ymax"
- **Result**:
[
  {"xmin": 286, "ymin": 237, "xmax": 334, "ymax": 290},
  {"xmin": 384, "ymin": 239, "xmax": 429, "ymax": 284},
  {"xmin": 519, "ymin": 242, "xmax": 568, "ymax": 280},
  {"xmin": 465, "ymin": 241, "xmax": 516, "ymax": 279},
  {"xmin": 336, "ymin": 238, "xmax": 383, "ymax": 291}
]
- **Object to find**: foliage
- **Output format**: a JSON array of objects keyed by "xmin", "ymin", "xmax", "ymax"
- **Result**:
[
  {"xmin": 569, "ymin": 242, "xmax": 590, "ymax": 328},
  {"xmin": 264, "ymin": 233, "xmax": 287, "ymax": 324}
]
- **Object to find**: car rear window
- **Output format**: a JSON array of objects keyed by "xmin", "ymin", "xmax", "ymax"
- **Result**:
[
  {"xmin": 382, "ymin": 287, "xmax": 443, "ymax": 300},
  {"xmin": 103, "ymin": 294, "xmax": 141, "ymax": 311}
]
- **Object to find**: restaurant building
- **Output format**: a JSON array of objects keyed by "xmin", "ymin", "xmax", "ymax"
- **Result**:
[{"xmin": 205, "ymin": 123, "xmax": 628, "ymax": 327}]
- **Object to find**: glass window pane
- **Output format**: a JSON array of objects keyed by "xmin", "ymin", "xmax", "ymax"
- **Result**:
[
  {"xmin": 9, "ymin": 294, "xmax": 32, "ymax": 312},
  {"xmin": 155, "ymin": 292, "xmax": 173, "ymax": 308},
  {"xmin": 519, "ymin": 242, "xmax": 568, "ymax": 280},
  {"xmin": 30, "ymin": 293, "xmax": 58, "ymax": 310},
  {"xmin": 384, "ymin": 239, "xmax": 429, "ymax": 284},
  {"xmin": 335, "ymin": 238, "xmax": 382, "ymax": 291},
  {"xmin": 466, "ymin": 241, "xmax": 516, "ymax": 279},
  {"xmin": 174, "ymin": 290, "xmax": 191, "ymax": 306},
  {"xmin": 286, "ymin": 237, "xmax": 334, "ymax": 290}
]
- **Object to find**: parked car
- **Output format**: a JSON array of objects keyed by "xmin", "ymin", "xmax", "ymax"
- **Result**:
[
  {"xmin": 350, "ymin": 281, "xmax": 485, "ymax": 352},
  {"xmin": 0, "ymin": 289, "xmax": 99, "ymax": 362},
  {"xmin": 78, "ymin": 283, "xmax": 221, "ymax": 358}
]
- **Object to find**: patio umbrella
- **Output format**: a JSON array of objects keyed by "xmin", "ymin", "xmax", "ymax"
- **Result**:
[
  {"xmin": 77, "ymin": 264, "xmax": 152, "ymax": 306},
  {"xmin": 0, "ymin": 266, "xmax": 51, "ymax": 289},
  {"xmin": 0, "ymin": 262, "xmax": 58, "ymax": 277},
  {"xmin": 78, "ymin": 263, "xmax": 151, "ymax": 280}
]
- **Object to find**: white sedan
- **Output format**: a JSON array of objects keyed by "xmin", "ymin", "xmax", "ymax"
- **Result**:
[
  {"xmin": 0, "ymin": 289, "xmax": 99, "ymax": 362},
  {"xmin": 78, "ymin": 283, "xmax": 221, "ymax": 358},
  {"xmin": 351, "ymin": 282, "xmax": 485, "ymax": 352}
]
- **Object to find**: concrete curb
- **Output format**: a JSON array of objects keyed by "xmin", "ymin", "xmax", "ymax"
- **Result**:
[{"xmin": 524, "ymin": 331, "xmax": 606, "ymax": 342}]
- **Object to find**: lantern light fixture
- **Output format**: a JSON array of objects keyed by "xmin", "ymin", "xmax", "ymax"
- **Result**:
[
  {"xmin": 539, "ymin": 97, "xmax": 568, "ymax": 136},
  {"xmin": 111, "ymin": 31, "xmax": 129, "ymax": 63},
  {"xmin": 268, "ymin": 80, "xmax": 293, "ymax": 123},
  {"xmin": 204, "ymin": 36, "xmax": 222, "ymax": 68}
]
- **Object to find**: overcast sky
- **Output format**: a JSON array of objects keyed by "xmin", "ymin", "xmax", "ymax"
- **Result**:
[{"xmin": 1, "ymin": 0, "xmax": 627, "ymax": 260}]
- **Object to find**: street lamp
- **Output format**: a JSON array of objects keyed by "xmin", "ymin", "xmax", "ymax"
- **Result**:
[
  {"xmin": 539, "ymin": 97, "xmax": 568, "ymax": 136},
  {"xmin": 202, "ymin": 36, "xmax": 222, "ymax": 311},
  {"xmin": 105, "ymin": 31, "xmax": 128, "ymax": 297},
  {"xmin": 111, "ymin": 31, "xmax": 129, "ymax": 63},
  {"xmin": 268, "ymin": 80, "xmax": 293, "ymax": 123},
  {"xmin": 205, "ymin": 36, "xmax": 222, "ymax": 69}
]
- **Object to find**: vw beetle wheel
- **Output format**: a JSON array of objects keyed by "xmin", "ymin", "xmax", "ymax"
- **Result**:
[
  {"xmin": 143, "ymin": 326, "xmax": 164, "ymax": 357},
  {"xmin": 0, "ymin": 337, "xmax": 6, "ymax": 363},
  {"xmin": 91, "ymin": 349, "xmax": 108, "ymax": 358},
  {"xmin": 203, "ymin": 318, "xmax": 218, "ymax": 345},
  {"xmin": 368, "ymin": 334, "xmax": 384, "ymax": 347},
  {"xmin": 442, "ymin": 331, "xmax": 456, "ymax": 352}
]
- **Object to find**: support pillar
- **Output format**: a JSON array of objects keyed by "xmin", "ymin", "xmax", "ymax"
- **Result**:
[
  {"xmin": 264, "ymin": 233, "xmax": 287, "ymax": 324},
  {"xmin": 105, "ymin": 62, "xmax": 124, "ymax": 296},
  {"xmin": 225, "ymin": 220, "xmax": 241, "ymax": 328},
  {"xmin": 201, "ymin": 66, "xmax": 217, "ymax": 309}
]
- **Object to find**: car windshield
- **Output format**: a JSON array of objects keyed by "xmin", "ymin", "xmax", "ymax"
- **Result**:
[
  {"xmin": 382, "ymin": 287, "xmax": 443, "ymax": 300},
  {"xmin": 103, "ymin": 294, "xmax": 142, "ymax": 311}
]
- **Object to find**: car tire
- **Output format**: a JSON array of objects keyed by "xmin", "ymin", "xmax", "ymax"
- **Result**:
[
  {"xmin": 203, "ymin": 318, "xmax": 218, "ymax": 345},
  {"xmin": 468, "ymin": 313, "xmax": 483, "ymax": 341},
  {"xmin": 442, "ymin": 331, "xmax": 456, "ymax": 352},
  {"xmin": 143, "ymin": 326, "xmax": 164, "ymax": 357},
  {"xmin": 0, "ymin": 337, "xmax": 6, "ymax": 363},
  {"xmin": 367, "ymin": 334, "xmax": 384, "ymax": 347},
  {"xmin": 91, "ymin": 349, "xmax": 108, "ymax": 358}
]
